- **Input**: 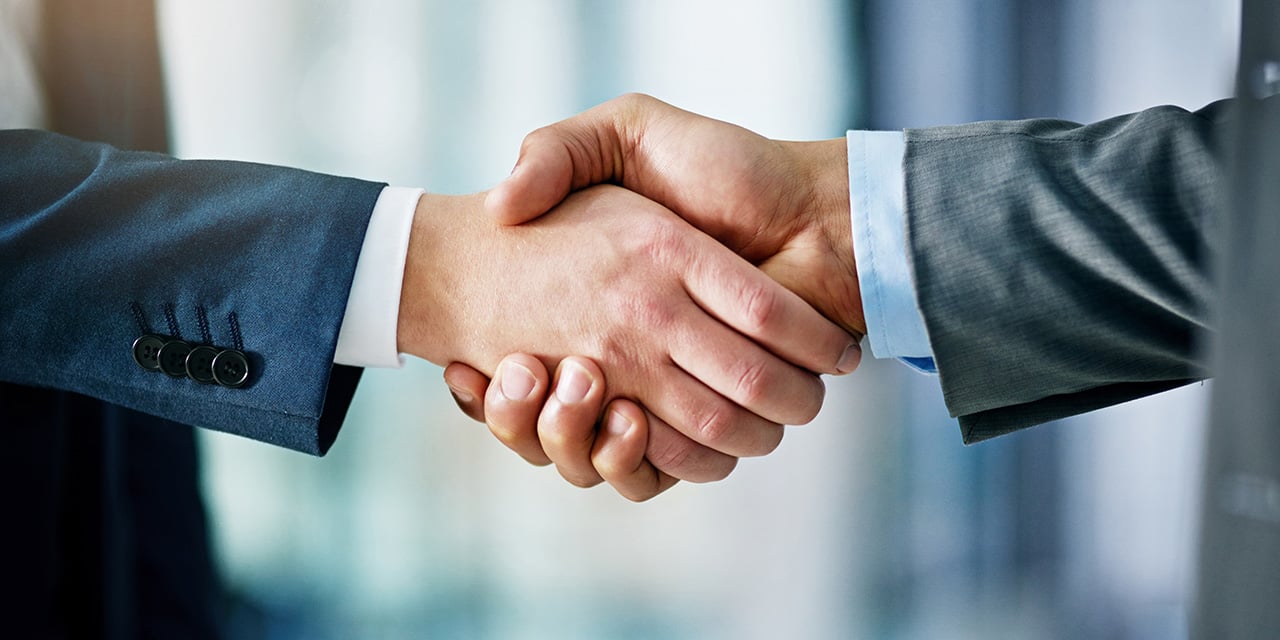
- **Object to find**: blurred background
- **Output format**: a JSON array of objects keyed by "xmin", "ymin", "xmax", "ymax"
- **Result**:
[{"xmin": 155, "ymin": 0, "xmax": 1239, "ymax": 638}]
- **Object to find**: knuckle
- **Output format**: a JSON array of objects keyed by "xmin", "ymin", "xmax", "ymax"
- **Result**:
[
  {"xmin": 621, "ymin": 292, "xmax": 677, "ymax": 332},
  {"xmin": 648, "ymin": 436, "xmax": 738, "ymax": 483},
  {"xmin": 646, "ymin": 437, "xmax": 694, "ymax": 474},
  {"xmin": 739, "ymin": 282, "xmax": 780, "ymax": 333},
  {"xmin": 733, "ymin": 359, "xmax": 773, "ymax": 407},
  {"xmin": 635, "ymin": 219, "xmax": 683, "ymax": 263},
  {"xmin": 693, "ymin": 404, "xmax": 734, "ymax": 446},
  {"xmin": 694, "ymin": 401, "xmax": 784, "ymax": 457}
]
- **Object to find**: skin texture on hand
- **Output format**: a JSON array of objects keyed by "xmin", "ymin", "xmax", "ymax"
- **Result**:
[
  {"xmin": 447, "ymin": 95, "xmax": 868, "ymax": 500},
  {"xmin": 402, "ymin": 185, "xmax": 858, "ymax": 486},
  {"xmin": 445, "ymin": 354, "xmax": 677, "ymax": 501},
  {"xmin": 486, "ymin": 93, "xmax": 863, "ymax": 337}
]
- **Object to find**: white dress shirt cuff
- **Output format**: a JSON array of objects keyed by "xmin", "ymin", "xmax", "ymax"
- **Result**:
[
  {"xmin": 333, "ymin": 186, "xmax": 423, "ymax": 368},
  {"xmin": 847, "ymin": 131, "xmax": 936, "ymax": 372}
]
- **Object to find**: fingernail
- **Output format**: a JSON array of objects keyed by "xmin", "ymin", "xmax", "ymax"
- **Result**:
[
  {"xmin": 500, "ymin": 361, "xmax": 536, "ymax": 400},
  {"xmin": 606, "ymin": 409, "xmax": 632, "ymax": 437},
  {"xmin": 836, "ymin": 343, "xmax": 862, "ymax": 374},
  {"xmin": 447, "ymin": 384, "xmax": 474, "ymax": 405},
  {"xmin": 555, "ymin": 361, "xmax": 593, "ymax": 404}
]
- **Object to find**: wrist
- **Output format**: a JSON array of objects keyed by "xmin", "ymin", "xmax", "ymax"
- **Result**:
[
  {"xmin": 782, "ymin": 138, "xmax": 865, "ymax": 336},
  {"xmin": 799, "ymin": 138, "xmax": 853, "ymax": 255},
  {"xmin": 397, "ymin": 191, "xmax": 487, "ymax": 365}
]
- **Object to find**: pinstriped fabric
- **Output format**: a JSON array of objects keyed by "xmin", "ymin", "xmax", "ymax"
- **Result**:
[{"xmin": 903, "ymin": 102, "xmax": 1233, "ymax": 442}]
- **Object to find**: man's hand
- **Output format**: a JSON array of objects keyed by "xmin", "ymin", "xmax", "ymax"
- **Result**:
[
  {"xmin": 402, "ymin": 185, "xmax": 859, "ymax": 486},
  {"xmin": 486, "ymin": 93, "xmax": 863, "ymax": 336},
  {"xmin": 446, "ymin": 95, "xmax": 867, "ymax": 500},
  {"xmin": 445, "ymin": 355, "xmax": 675, "ymax": 502}
]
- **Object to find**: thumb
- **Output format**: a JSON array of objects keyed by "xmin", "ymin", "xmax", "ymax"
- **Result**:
[
  {"xmin": 485, "ymin": 95, "xmax": 647, "ymax": 226},
  {"xmin": 484, "ymin": 131, "xmax": 578, "ymax": 225}
]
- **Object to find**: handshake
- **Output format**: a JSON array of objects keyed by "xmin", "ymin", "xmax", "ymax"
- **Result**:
[{"xmin": 400, "ymin": 94, "xmax": 867, "ymax": 501}]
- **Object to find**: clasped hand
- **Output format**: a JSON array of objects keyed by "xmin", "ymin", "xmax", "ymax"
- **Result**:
[{"xmin": 401, "ymin": 95, "xmax": 866, "ymax": 501}]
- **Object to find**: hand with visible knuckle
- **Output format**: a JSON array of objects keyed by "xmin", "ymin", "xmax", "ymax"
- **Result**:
[{"xmin": 444, "ymin": 94, "xmax": 871, "ymax": 498}]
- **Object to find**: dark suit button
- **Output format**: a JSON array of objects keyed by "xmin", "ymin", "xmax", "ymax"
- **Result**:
[
  {"xmin": 185, "ymin": 345, "xmax": 219, "ymax": 384},
  {"xmin": 212, "ymin": 349, "xmax": 250, "ymax": 388},
  {"xmin": 132, "ymin": 334, "xmax": 168, "ymax": 371},
  {"xmin": 158, "ymin": 340, "xmax": 193, "ymax": 377}
]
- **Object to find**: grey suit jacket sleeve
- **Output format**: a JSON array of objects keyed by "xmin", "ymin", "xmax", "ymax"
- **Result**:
[
  {"xmin": 0, "ymin": 129, "xmax": 387, "ymax": 455},
  {"xmin": 903, "ymin": 101, "xmax": 1236, "ymax": 443}
]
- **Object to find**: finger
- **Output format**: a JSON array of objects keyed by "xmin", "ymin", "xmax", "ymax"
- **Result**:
[
  {"xmin": 485, "ymin": 135, "xmax": 577, "ymax": 225},
  {"xmin": 646, "ymin": 364, "xmax": 785, "ymax": 458},
  {"xmin": 592, "ymin": 399, "xmax": 679, "ymax": 501},
  {"xmin": 485, "ymin": 94, "xmax": 656, "ymax": 226},
  {"xmin": 669, "ymin": 307, "xmax": 826, "ymax": 425},
  {"xmin": 442, "ymin": 362, "xmax": 491, "ymax": 423},
  {"xmin": 684, "ymin": 239, "xmax": 862, "ymax": 375},
  {"xmin": 643, "ymin": 408, "xmax": 738, "ymax": 483},
  {"xmin": 538, "ymin": 357, "xmax": 608, "ymax": 488},
  {"xmin": 484, "ymin": 355, "xmax": 553, "ymax": 466}
]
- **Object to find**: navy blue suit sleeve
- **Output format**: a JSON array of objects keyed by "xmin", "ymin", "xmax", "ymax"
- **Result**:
[{"xmin": 0, "ymin": 129, "xmax": 387, "ymax": 455}]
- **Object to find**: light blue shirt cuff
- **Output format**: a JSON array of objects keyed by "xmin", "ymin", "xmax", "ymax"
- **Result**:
[{"xmin": 846, "ymin": 130, "xmax": 937, "ymax": 374}]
